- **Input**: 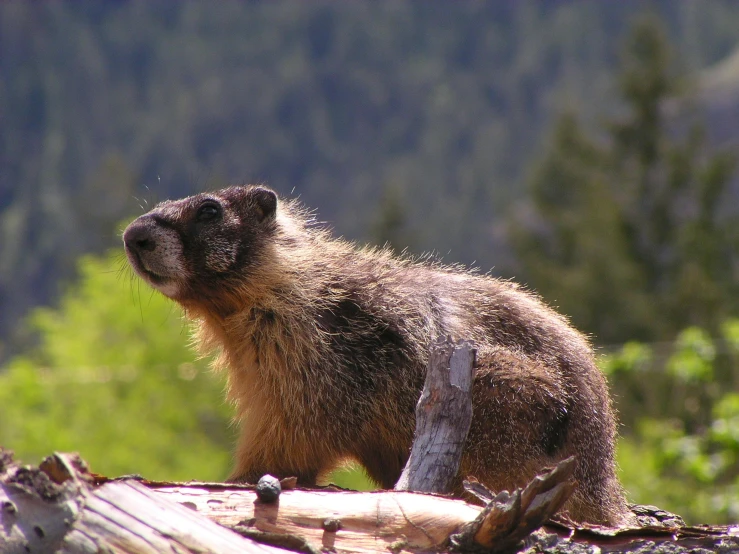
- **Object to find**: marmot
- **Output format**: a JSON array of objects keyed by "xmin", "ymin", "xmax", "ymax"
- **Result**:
[{"xmin": 123, "ymin": 185, "xmax": 632, "ymax": 526}]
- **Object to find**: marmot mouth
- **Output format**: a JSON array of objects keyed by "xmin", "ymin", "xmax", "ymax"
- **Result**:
[
  {"xmin": 141, "ymin": 267, "xmax": 170, "ymax": 286},
  {"xmin": 126, "ymin": 249, "xmax": 172, "ymax": 286}
]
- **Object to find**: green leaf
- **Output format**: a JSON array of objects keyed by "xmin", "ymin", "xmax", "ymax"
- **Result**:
[
  {"xmin": 667, "ymin": 327, "xmax": 715, "ymax": 382},
  {"xmin": 0, "ymin": 251, "xmax": 234, "ymax": 481}
]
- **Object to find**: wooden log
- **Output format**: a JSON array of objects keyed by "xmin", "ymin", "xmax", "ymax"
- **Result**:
[
  {"xmin": 395, "ymin": 336, "xmax": 476, "ymax": 493},
  {"xmin": 148, "ymin": 462, "xmax": 739, "ymax": 554},
  {"xmin": 149, "ymin": 458, "xmax": 575, "ymax": 553},
  {"xmin": 63, "ymin": 479, "xmax": 290, "ymax": 553},
  {"xmin": 0, "ymin": 451, "xmax": 289, "ymax": 553},
  {"xmin": 0, "ymin": 463, "xmax": 78, "ymax": 553},
  {"xmin": 151, "ymin": 483, "xmax": 481, "ymax": 553},
  {"xmin": 4, "ymin": 449, "xmax": 739, "ymax": 553}
]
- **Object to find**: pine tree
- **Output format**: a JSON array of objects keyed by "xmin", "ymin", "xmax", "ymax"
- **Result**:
[{"xmin": 512, "ymin": 16, "xmax": 737, "ymax": 344}]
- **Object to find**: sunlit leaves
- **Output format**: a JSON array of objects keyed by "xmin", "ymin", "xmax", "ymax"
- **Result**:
[
  {"xmin": 0, "ymin": 251, "xmax": 234, "ymax": 481},
  {"xmin": 667, "ymin": 327, "xmax": 716, "ymax": 383},
  {"xmin": 710, "ymin": 393, "xmax": 739, "ymax": 451},
  {"xmin": 608, "ymin": 322, "xmax": 739, "ymax": 523},
  {"xmin": 600, "ymin": 341, "xmax": 653, "ymax": 377}
]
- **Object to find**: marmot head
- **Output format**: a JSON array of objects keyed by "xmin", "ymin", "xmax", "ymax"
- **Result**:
[{"xmin": 123, "ymin": 185, "xmax": 278, "ymax": 310}]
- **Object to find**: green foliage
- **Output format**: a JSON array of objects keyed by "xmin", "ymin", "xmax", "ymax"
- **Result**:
[
  {"xmin": 0, "ymin": 251, "xmax": 234, "ymax": 481},
  {"xmin": 512, "ymin": 16, "xmax": 738, "ymax": 344},
  {"xmin": 711, "ymin": 393, "xmax": 739, "ymax": 452},
  {"xmin": 600, "ymin": 341, "xmax": 653, "ymax": 377},
  {"xmin": 325, "ymin": 464, "xmax": 376, "ymax": 492},
  {"xmin": 607, "ymin": 319, "xmax": 739, "ymax": 523},
  {"xmin": 667, "ymin": 327, "xmax": 716, "ymax": 383}
]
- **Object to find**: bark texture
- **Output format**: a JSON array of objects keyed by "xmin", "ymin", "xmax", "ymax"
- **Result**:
[{"xmin": 395, "ymin": 336, "xmax": 476, "ymax": 493}]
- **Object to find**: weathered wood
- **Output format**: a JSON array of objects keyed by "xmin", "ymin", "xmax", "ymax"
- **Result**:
[
  {"xmin": 395, "ymin": 335, "xmax": 476, "ymax": 493},
  {"xmin": 4, "ymin": 450, "xmax": 739, "ymax": 553},
  {"xmin": 148, "ymin": 469, "xmax": 739, "ymax": 554},
  {"xmin": 150, "ymin": 458, "xmax": 575, "ymax": 553},
  {"xmin": 0, "ymin": 452, "xmax": 290, "ymax": 553},
  {"xmin": 151, "ymin": 484, "xmax": 481, "ymax": 553},
  {"xmin": 64, "ymin": 479, "xmax": 289, "ymax": 553},
  {"xmin": 451, "ymin": 457, "xmax": 577, "ymax": 552},
  {"xmin": 0, "ymin": 472, "xmax": 77, "ymax": 553}
]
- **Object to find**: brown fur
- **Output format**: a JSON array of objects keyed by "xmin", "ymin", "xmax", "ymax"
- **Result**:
[{"xmin": 123, "ymin": 185, "xmax": 633, "ymax": 526}]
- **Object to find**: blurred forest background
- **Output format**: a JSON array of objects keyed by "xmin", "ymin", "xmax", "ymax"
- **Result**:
[{"xmin": 3, "ymin": 1, "xmax": 739, "ymax": 524}]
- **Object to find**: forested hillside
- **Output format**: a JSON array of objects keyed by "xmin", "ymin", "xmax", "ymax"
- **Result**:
[{"xmin": 3, "ymin": 1, "xmax": 739, "ymax": 358}]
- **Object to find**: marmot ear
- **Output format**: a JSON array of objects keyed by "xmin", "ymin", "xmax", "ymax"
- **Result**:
[{"xmin": 250, "ymin": 187, "xmax": 278, "ymax": 222}]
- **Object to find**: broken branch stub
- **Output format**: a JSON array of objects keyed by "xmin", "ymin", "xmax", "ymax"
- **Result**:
[
  {"xmin": 451, "ymin": 457, "xmax": 577, "ymax": 553},
  {"xmin": 395, "ymin": 336, "xmax": 476, "ymax": 493}
]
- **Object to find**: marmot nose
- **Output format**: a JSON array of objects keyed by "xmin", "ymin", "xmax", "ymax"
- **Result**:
[{"xmin": 123, "ymin": 223, "xmax": 156, "ymax": 252}]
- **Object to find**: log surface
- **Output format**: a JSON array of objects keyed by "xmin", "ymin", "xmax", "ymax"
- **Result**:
[
  {"xmin": 3, "ymin": 450, "xmax": 739, "ymax": 553},
  {"xmin": 0, "ymin": 452, "xmax": 289, "ymax": 554},
  {"xmin": 152, "ymin": 484, "xmax": 480, "ymax": 553}
]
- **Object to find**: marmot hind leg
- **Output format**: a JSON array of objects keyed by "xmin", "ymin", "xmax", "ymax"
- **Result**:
[
  {"xmin": 462, "ymin": 348, "xmax": 571, "ymax": 489},
  {"xmin": 461, "ymin": 348, "xmax": 629, "ymax": 526}
]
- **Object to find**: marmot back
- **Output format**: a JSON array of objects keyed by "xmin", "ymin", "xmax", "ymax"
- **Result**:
[{"xmin": 123, "ymin": 185, "xmax": 633, "ymax": 526}]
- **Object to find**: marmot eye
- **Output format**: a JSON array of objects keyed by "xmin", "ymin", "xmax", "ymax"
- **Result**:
[{"xmin": 197, "ymin": 202, "xmax": 221, "ymax": 222}]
